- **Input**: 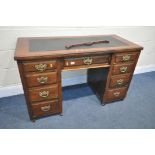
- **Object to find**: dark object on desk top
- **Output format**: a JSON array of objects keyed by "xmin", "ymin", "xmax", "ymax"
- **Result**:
[{"xmin": 65, "ymin": 40, "xmax": 110, "ymax": 49}]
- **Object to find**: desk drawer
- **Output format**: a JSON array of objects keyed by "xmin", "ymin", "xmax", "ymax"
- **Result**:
[
  {"xmin": 25, "ymin": 71, "xmax": 57, "ymax": 87},
  {"xmin": 109, "ymin": 74, "xmax": 131, "ymax": 88},
  {"xmin": 23, "ymin": 60, "xmax": 57, "ymax": 72},
  {"xmin": 32, "ymin": 100, "xmax": 58, "ymax": 118},
  {"xmin": 112, "ymin": 62, "xmax": 135, "ymax": 75},
  {"xmin": 64, "ymin": 55, "xmax": 110, "ymax": 67},
  {"xmin": 28, "ymin": 85, "xmax": 58, "ymax": 102},
  {"xmin": 114, "ymin": 52, "xmax": 138, "ymax": 63},
  {"xmin": 106, "ymin": 87, "xmax": 127, "ymax": 101}
]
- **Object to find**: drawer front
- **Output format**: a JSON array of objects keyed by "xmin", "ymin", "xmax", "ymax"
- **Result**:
[
  {"xmin": 32, "ymin": 100, "xmax": 58, "ymax": 118},
  {"xmin": 23, "ymin": 61, "xmax": 57, "ymax": 72},
  {"xmin": 114, "ymin": 52, "xmax": 138, "ymax": 63},
  {"xmin": 28, "ymin": 85, "xmax": 58, "ymax": 102},
  {"xmin": 109, "ymin": 74, "xmax": 131, "ymax": 88},
  {"xmin": 25, "ymin": 71, "xmax": 57, "ymax": 87},
  {"xmin": 106, "ymin": 87, "xmax": 127, "ymax": 101},
  {"xmin": 64, "ymin": 55, "xmax": 110, "ymax": 67},
  {"xmin": 112, "ymin": 62, "xmax": 135, "ymax": 75}
]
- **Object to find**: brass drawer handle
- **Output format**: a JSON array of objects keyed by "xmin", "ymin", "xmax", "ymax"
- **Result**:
[
  {"xmin": 83, "ymin": 57, "xmax": 93, "ymax": 65},
  {"xmin": 39, "ymin": 91, "xmax": 49, "ymax": 98},
  {"xmin": 120, "ymin": 66, "xmax": 127, "ymax": 73},
  {"xmin": 35, "ymin": 63, "xmax": 47, "ymax": 72},
  {"xmin": 113, "ymin": 91, "xmax": 120, "ymax": 97},
  {"xmin": 123, "ymin": 55, "xmax": 130, "ymax": 61},
  {"xmin": 37, "ymin": 77, "xmax": 48, "ymax": 84},
  {"xmin": 116, "ymin": 79, "xmax": 124, "ymax": 85},
  {"xmin": 41, "ymin": 105, "xmax": 51, "ymax": 111}
]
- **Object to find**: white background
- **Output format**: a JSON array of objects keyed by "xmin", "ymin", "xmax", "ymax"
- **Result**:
[
  {"xmin": 0, "ymin": 26, "xmax": 155, "ymax": 89},
  {"xmin": 0, "ymin": 0, "xmax": 154, "ymax": 26},
  {"xmin": 0, "ymin": 0, "xmax": 155, "ymax": 155}
]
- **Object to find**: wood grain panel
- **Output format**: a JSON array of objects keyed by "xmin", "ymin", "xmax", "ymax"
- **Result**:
[
  {"xmin": 112, "ymin": 62, "xmax": 135, "ymax": 75},
  {"xmin": 23, "ymin": 60, "xmax": 57, "ymax": 72},
  {"xmin": 105, "ymin": 87, "xmax": 127, "ymax": 102},
  {"xmin": 64, "ymin": 54, "xmax": 110, "ymax": 67},
  {"xmin": 32, "ymin": 100, "xmax": 59, "ymax": 118},
  {"xmin": 28, "ymin": 84, "xmax": 58, "ymax": 102},
  {"xmin": 114, "ymin": 52, "xmax": 138, "ymax": 63},
  {"xmin": 25, "ymin": 71, "xmax": 57, "ymax": 87},
  {"xmin": 109, "ymin": 74, "xmax": 131, "ymax": 88}
]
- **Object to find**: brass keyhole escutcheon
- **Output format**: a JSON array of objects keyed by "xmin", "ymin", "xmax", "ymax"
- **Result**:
[{"xmin": 83, "ymin": 57, "xmax": 93, "ymax": 65}]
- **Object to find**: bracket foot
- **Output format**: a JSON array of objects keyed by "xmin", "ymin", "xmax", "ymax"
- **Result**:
[
  {"xmin": 101, "ymin": 103, "xmax": 106, "ymax": 106},
  {"xmin": 59, "ymin": 113, "xmax": 63, "ymax": 116}
]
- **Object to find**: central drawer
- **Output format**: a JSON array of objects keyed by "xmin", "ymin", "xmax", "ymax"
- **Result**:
[
  {"xmin": 28, "ymin": 84, "xmax": 58, "ymax": 102},
  {"xmin": 64, "ymin": 55, "xmax": 110, "ymax": 69}
]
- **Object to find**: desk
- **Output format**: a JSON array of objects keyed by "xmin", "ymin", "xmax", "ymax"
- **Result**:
[{"xmin": 14, "ymin": 35, "xmax": 143, "ymax": 121}]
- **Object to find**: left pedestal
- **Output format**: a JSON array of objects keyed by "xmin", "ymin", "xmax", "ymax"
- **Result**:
[{"xmin": 17, "ymin": 59, "xmax": 62, "ymax": 121}]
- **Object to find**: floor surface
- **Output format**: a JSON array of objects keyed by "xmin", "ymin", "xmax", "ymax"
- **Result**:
[{"xmin": 0, "ymin": 72, "xmax": 155, "ymax": 129}]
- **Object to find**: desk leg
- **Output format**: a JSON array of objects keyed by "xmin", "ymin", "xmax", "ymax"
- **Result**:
[
  {"xmin": 59, "ymin": 113, "xmax": 63, "ymax": 116},
  {"xmin": 31, "ymin": 119, "xmax": 36, "ymax": 122},
  {"xmin": 101, "ymin": 103, "xmax": 106, "ymax": 106}
]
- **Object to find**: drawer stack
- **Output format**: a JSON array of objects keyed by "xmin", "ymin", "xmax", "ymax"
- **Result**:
[
  {"xmin": 103, "ymin": 51, "xmax": 140, "ymax": 102},
  {"xmin": 22, "ymin": 60, "xmax": 61, "ymax": 120}
]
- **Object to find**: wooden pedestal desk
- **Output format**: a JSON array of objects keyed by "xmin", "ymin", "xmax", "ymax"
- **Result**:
[{"xmin": 14, "ymin": 35, "xmax": 143, "ymax": 121}]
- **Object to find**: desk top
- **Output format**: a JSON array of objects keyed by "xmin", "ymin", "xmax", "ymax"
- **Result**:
[{"xmin": 15, "ymin": 34, "xmax": 143, "ymax": 60}]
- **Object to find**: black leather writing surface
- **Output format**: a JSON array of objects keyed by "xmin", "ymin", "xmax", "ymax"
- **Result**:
[{"xmin": 29, "ymin": 36, "xmax": 127, "ymax": 52}]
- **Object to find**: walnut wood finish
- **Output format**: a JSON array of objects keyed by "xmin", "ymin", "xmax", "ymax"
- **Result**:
[
  {"xmin": 25, "ymin": 71, "xmax": 57, "ymax": 87},
  {"xmin": 14, "ymin": 35, "xmax": 143, "ymax": 121},
  {"xmin": 64, "ymin": 55, "xmax": 110, "ymax": 66},
  {"xmin": 15, "ymin": 35, "xmax": 143, "ymax": 61},
  {"xmin": 114, "ymin": 52, "xmax": 138, "ymax": 63},
  {"xmin": 102, "ymin": 51, "xmax": 141, "ymax": 103},
  {"xmin": 112, "ymin": 62, "xmax": 135, "ymax": 75},
  {"xmin": 17, "ymin": 61, "xmax": 34, "ymax": 120},
  {"xmin": 64, "ymin": 54, "xmax": 110, "ymax": 70},
  {"xmin": 28, "ymin": 84, "xmax": 58, "ymax": 102},
  {"xmin": 32, "ymin": 100, "xmax": 59, "ymax": 118},
  {"xmin": 109, "ymin": 73, "xmax": 131, "ymax": 88},
  {"xmin": 105, "ymin": 87, "xmax": 127, "ymax": 101},
  {"xmin": 23, "ymin": 60, "xmax": 57, "ymax": 72},
  {"xmin": 17, "ymin": 59, "xmax": 62, "ymax": 121}
]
